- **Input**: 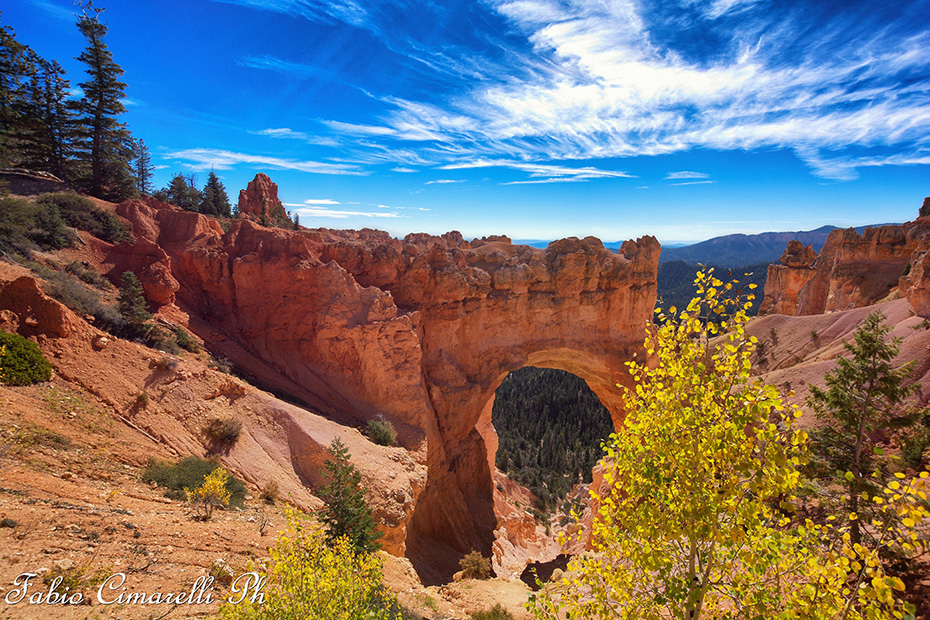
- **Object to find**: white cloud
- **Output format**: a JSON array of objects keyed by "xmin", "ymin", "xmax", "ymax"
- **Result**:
[
  {"xmin": 311, "ymin": 0, "xmax": 930, "ymax": 180},
  {"xmin": 283, "ymin": 199, "xmax": 342, "ymax": 206},
  {"xmin": 392, "ymin": 167, "xmax": 418, "ymax": 173},
  {"xmin": 166, "ymin": 148, "xmax": 366, "ymax": 175},
  {"xmin": 294, "ymin": 207, "xmax": 403, "ymax": 219},
  {"xmin": 441, "ymin": 159, "xmax": 634, "ymax": 183},
  {"xmin": 252, "ymin": 127, "xmax": 311, "ymax": 140},
  {"xmin": 669, "ymin": 180, "xmax": 714, "ymax": 186},
  {"xmin": 796, "ymin": 149, "xmax": 930, "ymax": 182},
  {"xmin": 323, "ymin": 120, "xmax": 396, "ymax": 137},
  {"xmin": 665, "ymin": 171, "xmax": 710, "ymax": 180},
  {"xmin": 424, "ymin": 179, "xmax": 463, "ymax": 184}
]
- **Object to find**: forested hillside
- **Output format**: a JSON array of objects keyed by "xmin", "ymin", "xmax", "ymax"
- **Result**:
[
  {"xmin": 658, "ymin": 260, "xmax": 768, "ymax": 316},
  {"xmin": 492, "ymin": 367, "xmax": 614, "ymax": 514}
]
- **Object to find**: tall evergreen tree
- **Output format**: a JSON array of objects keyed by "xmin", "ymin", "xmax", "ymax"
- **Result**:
[
  {"xmin": 71, "ymin": 2, "xmax": 135, "ymax": 200},
  {"xmin": 132, "ymin": 138, "xmax": 153, "ymax": 195},
  {"xmin": 0, "ymin": 17, "xmax": 36, "ymax": 168},
  {"xmin": 200, "ymin": 169, "xmax": 231, "ymax": 217},
  {"xmin": 319, "ymin": 438, "xmax": 382, "ymax": 554},
  {"xmin": 806, "ymin": 311, "xmax": 918, "ymax": 546},
  {"xmin": 18, "ymin": 58, "xmax": 73, "ymax": 178}
]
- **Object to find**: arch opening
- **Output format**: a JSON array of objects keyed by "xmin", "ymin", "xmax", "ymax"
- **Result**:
[
  {"xmin": 492, "ymin": 366, "xmax": 613, "ymax": 517},
  {"xmin": 482, "ymin": 364, "xmax": 617, "ymax": 581}
]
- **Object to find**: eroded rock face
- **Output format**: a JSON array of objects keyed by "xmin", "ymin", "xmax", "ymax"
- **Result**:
[
  {"xmin": 0, "ymin": 276, "xmax": 82, "ymax": 339},
  {"xmin": 110, "ymin": 188, "xmax": 660, "ymax": 584},
  {"xmin": 901, "ymin": 218, "xmax": 930, "ymax": 317},
  {"xmin": 780, "ymin": 240, "xmax": 817, "ymax": 268},
  {"xmin": 759, "ymin": 242, "xmax": 818, "ymax": 316},
  {"xmin": 762, "ymin": 222, "xmax": 929, "ymax": 316},
  {"xmin": 236, "ymin": 173, "xmax": 289, "ymax": 224}
]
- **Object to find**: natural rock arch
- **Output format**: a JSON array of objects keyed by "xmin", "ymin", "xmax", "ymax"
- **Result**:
[{"xmin": 111, "ymin": 194, "xmax": 659, "ymax": 584}]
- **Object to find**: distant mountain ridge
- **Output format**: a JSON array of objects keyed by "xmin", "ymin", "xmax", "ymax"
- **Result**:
[
  {"xmin": 517, "ymin": 224, "xmax": 895, "ymax": 268},
  {"xmin": 658, "ymin": 224, "xmax": 899, "ymax": 267}
]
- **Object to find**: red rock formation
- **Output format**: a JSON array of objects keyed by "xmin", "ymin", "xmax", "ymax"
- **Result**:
[
  {"xmin": 0, "ymin": 276, "xmax": 82, "ymax": 339},
  {"xmin": 900, "ymin": 218, "xmax": 930, "ymax": 317},
  {"xmin": 104, "ymin": 239, "xmax": 179, "ymax": 306},
  {"xmin": 108, "ymin": 186, "xmax": 660, "ymax": 583},
  {"xmin": 759, "ymin": 241, "xmax": 818, "ymax": 316},
  {"xmin": 761, "ymin": 222, "xmax": 930, "ymax": 316},
  {"xmin": 236, "ymin": 173, "xmax": 289, "ymax": 225}
]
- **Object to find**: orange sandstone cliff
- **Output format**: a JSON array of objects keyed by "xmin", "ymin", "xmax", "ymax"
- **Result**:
[
  {"xmin": 761, "ymin": 217, "xmax": 930, "ymax": 317},
  {"xmin": 100, "ymin": 175, "xmax": 660, "ymax": 583}
]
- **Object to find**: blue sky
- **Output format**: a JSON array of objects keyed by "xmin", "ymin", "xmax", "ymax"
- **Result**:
[{"xmin": 6, "ymin": 0, "xmax": 930, "ymax": 243}]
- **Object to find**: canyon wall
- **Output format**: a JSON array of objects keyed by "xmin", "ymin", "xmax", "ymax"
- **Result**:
[
  {"xmin": 761, "ymin": 218, "xmax": 930, "ymax": 317},
  {"xmin": 108, "ymin": 180, "xmax": 660, "ymax": 583}
]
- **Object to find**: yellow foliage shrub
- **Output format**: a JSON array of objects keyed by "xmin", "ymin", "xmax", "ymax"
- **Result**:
[
  {"xmin": 186, "ymin": 466, "xmax": 230, "ymax": 521},
  {"xmin": 218, "ymin": 509, "xmax": 401, "ymax": 620}
]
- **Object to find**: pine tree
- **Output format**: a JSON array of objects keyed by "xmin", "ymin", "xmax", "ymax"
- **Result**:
[
  {"xmin": 806, "ymin": 311, "xmax": 918, "ymax": 545},
  {"xmin": 0, "ymin": 18, "xmax": 36, "ymax": 168},
  {"xmin": 319, "ymin": 438, "xmax": 382, "ymax": 554},
  {"xmin": 72, "ymin": 3, "xmax": 136, "ymax": 200},
  {"xmin": 157, "ymin": 172, "xmax": 201, "ymax": 210},
  {"xmin": 15, "ymin": 58, "xmax": 73, "ymax": 179},
  {"xmin": 200, "ymin": 169, "xmax": 231, "ymax": 217},
  {"xmin": 118, "ymin": 271, "xmax": 151, "ymax": 337},
  {"xmin": 132, "ymin": 138, "xmax": 153, "ymax": 195},
  {"xmin": 293, "ymin": 213, "xmax": 300, "ymax": 230}
]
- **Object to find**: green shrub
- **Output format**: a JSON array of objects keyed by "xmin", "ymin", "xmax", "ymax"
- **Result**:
[
  {"xmin": 0, "ymin": 330, "xmax": 52, "ymax": 385},
  {"xmin": 366, "ymin": 415, "xmax": 397, "ymax": 446},
  {"xmin": 142, "ymin": 456, "xmax": 246, "ymax": 508},
  {"xmin": 36, "ymin": 192, "xmax": 131, "ymax": 244},
  {"xmin": 44, "ymin": 270, "xmax": 123, "ymax": 332},
  {"xmin": 0, "ymin": 195, "xmax": 74, "ymax": 252},
  {"xmin": 459, "ymin": 550, "xmax": 491, "ymax": 580},
  {"xmin": 174, "ymin": 327, "xmax": 200, "ymax": 353},
  {"xmin": 204, "ymin": 416, "xmax": 242, "ymax": 445},
  {"xmin": 470, "ymin": 604, "xmax": 515, "ymax": 620},
  {"xmin": 65, "ymin": 261, "xmax": 108, "ymax": 288},
  {"xmin": 142, "ymin": 326, "xmax": 181, "ymax": 354}
]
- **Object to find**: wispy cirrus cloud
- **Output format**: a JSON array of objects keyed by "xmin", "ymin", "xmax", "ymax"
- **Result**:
[
  {"xmin": 425, "ymin": 179, "xmax": 463, "ymax": 185},
  {"xmin": 217, "ymin": 0, "xmax": 930, "ymax": 182},
  {"xmin": 166, "ymin": 148, "xmax": 366, "ymax": 175},
  {"xmin": 665, "ymin": 171, "xmax": 709, "ymax": 180},
  {"xmin": 282, "ymin": 198, "xmax": 342, "ymax": 206},
  {"xmin": 441, "ymin": 159, "xmax": 634, "ymax": 184},
  {"xmin": 251, "ymin": 128, "xmax": 341, "ymax": 148},
  {"xmin": 292, "ymin": 206, "xmax": 403, "ymax": 218},
  {"xmin": 293, "ymin": 0, "xmax": 930, "ymax": 180},
  {"xmin": 27, "ymin": 0, "xmax": 74, "ymax": 21},
  {"xmin": 210, "ymin": 0, "xmax": 369, "ymax": 27},
  {"xmin": 669, "ymin": 180, "xmax": 714, "ymax": 187},
  {"xmin": 252, "ymin": 127, "xmax": 311, "ymax": 140}
]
